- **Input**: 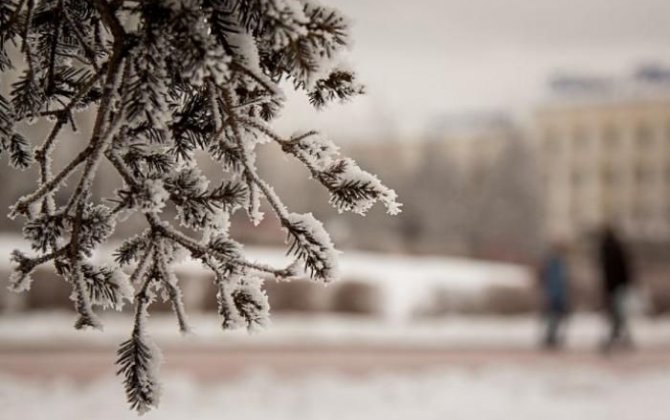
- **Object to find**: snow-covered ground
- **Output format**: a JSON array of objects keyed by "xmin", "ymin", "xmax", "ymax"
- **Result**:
[
  {"xmin": 2, "ymin": 312, "xmax": 670, "ymax": 350},
  {"xmin": 2, "ymin": 313, "xmax": 670, "ymax": 420},
  {"xmin": 2, "ymin": 365, "xmax": 670, "ymax": 420},
  {"xmin": 1, "ymin": 238, "xmax": 668, "ymax": 420}
]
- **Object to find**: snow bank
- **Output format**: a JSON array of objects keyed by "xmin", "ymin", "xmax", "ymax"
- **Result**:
[
  {"xmin": 0, "ymin": 236, "xmax": 532, "ymax": 322},
  {"xmin": 174, "ymin": 246, "xmax": 531, "ymax": 322}
]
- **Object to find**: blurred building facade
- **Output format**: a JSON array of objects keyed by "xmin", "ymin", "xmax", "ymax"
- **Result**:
[{"xmin": 535, "ymin": 65, "xmax": 670, "ymax": 243}]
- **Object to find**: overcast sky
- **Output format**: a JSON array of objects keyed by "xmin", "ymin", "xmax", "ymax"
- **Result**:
[{"xmin": 277, "ymin": 0, "xmax": 670, "ymax": 140}]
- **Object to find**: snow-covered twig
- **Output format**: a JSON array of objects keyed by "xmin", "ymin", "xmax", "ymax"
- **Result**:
[{"xmin": 1, "ymin": 0, "xmax": 397, "ymax": 413}]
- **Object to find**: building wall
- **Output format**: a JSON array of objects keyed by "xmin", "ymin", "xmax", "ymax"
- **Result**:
[{"xmin": 535, "ymin": 101, "xmax": 670, "ymax": 242}]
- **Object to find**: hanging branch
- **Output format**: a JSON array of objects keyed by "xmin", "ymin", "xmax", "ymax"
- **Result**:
[
  {"xmin": 1, "ymin": 0, "xmax": 399, "ymax": 413},
  {"xmin": 117, "ymin": 249, "xmax": 161, "ymax": 414},
  {"xmin": 155, "ymin": 238, "xmax": 190, "ymax": 334}
]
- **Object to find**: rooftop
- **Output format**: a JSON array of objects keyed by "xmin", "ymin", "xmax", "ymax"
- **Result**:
[{"xmin": 544, "ymin": 64, "xmax": 670, "ymax": 108}]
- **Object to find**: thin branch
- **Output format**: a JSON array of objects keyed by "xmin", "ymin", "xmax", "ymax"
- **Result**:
[
  {"xmin": 12, "ymin": 146, "xmax": 89, "ymax": 215},
  {"xmin": 36, "ymin": 119, "xmax": 65, "ymax": 187},
  {"xmin": 65, "ymin": 55, "xmax": 125, "ymax": 214},
  {"xmin": 45, "ymin": 0, "xmax": 64, "ymax": 95},
  {"xmin": 92, "ymin": 0, "xmax": 126, "ymax": 41},
  {"xmin": 237, "ymin": 115, "xmax": 287, "ymax": 143},
  {"xmin": 156, "ymin": 221, "xmax": 290, "ymax": 276},
  {"xmin": 35, "ymin": 61, "xmax": 109, "ymax": 120},
  {"xmin": 20, "ymin": 0, "xmax": 34, "ymax": 50},
  {"xmin": 21, "ymin": 0, "xmax": 36, "ymax": 74},
  {"xmin": 232, "ymin": 95, "xmax": 271, "ymax": 111},
  {"xmin": 128, "ymin": 240, "xmax": 153, "ymax": 286},
  {"xmin": 35, "ymin": 118, "xmax": 64, "ymax": 224},
  {"xmin": 13, "ymin": 63, "xmax": 112, "ymax": 215},
  {"xmin": 131, "ymin": 244, "xmax": 156, "ymax": 335},
  {"xmin": 71, "ymin": 256, "xmax": 103, "ymax": 330},
  {"xmin": 238, "ymin": 116, "xmax": 323, "ymax": 175},
  {"xmin": 66, "ymin": 0, "xmax": 128, "ymax": 326},
  {"xmin": 0, "ymin": 0, "xmax": 27, "ymax": 38},
  {"xmin": 18, "ymin": 245, "xmax": 69, "ymax": 273},
  {"xmin": 156, "ymin": 239, "xmax": 189, "ymax": 333},
  {"xmin": 62, "ymin": 6, "xmax": 101, "ymax": 72},
  {"xmin": 218, "ymin": 84, "xmax": 290, "ymax": 223},
  {"xmin": 105, "ymin": 151, "xmax": 291, "ymax": 277},
  {"xmin": 288, "ymin": 130, "xmax": 320, "ymax": 143},
  {"xmin": 230, "ymin": 62, "xmax": 283, "ymax": 99}
]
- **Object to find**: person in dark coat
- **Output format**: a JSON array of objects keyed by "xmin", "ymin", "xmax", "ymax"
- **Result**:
[
  {"xmin": 538, "ymin": 243, "xmax": 570, "ymax": 350},
  {"xmin": 598, "ymin": 226, "xmax": 634, "ymax": 352}
]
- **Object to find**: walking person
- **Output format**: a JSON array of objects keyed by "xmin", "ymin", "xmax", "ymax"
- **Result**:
[
  {"xmin": 538, "ymin": 242, "xmax": 570, "ymax": 350},
  {"xmin": 598, "ymin": 225, "xmax": 635, "ymax": 352}
]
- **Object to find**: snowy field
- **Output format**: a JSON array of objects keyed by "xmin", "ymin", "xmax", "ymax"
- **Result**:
[
  {"xmin": 2, "ymin": 365, "xmax": 670, "ymax": 420},
  {"xmin": 2, "ymin": 314, "xmax": 670, "ymax": 420},
  {"xmin": 2, "ymin": 312, "xmax": 670, "ymax": 349},
  {"xmin": 1, "ymin": 240, "xmax": 668, "ymax": 420}
]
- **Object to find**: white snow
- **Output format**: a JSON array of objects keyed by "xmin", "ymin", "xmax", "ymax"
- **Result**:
[
  {"xmin": 7, "ymin": 266, "xmax": 32, "ymax": 293},
  {"xmin": 285, "ymin": 135, "xmax": 401, "ymax": 215},
  {"xmin": 0, "ymin": 236, "xmax": 532, "ymax": 322},
  {"xmin": 285, "ymin": 212, "xmax": 340, "ymax": 283},
  {"xmin": 246, "ymin": 183, "xmax": 265, "ymax": 226},
  {"xmin": 2, "ymin": 313, "xmax": 670, "ymax": 420},
  {"xmin": 2, "ymin": 312, "xmax": 670, "ymax": 350},
  {"xmin": 290, "ymin": 132, "xmax": 339, "ymax": 170},
  {"xmin": 140, "ymin": 178, "xmax": 169, "ymax": 214},
  {"xmin": 109, "ymin": 268, "xmax": 134, "ymax": 310},
  {"xmin": 1, "ymin": 364, "xmax": 670, "ymax": 420},
  {"xmin": 331, "ymin": 158, "xmax": 401, "ymax": 215},
  {"xmin": 225, "ymin": 25, "xmax": 262, "ymax": 75},
  {"xmin": 217, "ymin": 274, "xmax": 271, "ymax": 332}
]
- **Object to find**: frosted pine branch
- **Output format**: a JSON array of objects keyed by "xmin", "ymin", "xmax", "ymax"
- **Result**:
[{"xmin": 1, "ymin": 0, "xmax": 399, "ymax": 413}]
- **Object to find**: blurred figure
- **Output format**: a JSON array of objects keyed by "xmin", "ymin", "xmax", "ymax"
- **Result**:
[
  {"xmin": 598, "ymin": 226, "xmax": 635, "ymax": 352},
  {"xmin": 538, "ymin": 242, "xmax": 570, "ymax": 350}
]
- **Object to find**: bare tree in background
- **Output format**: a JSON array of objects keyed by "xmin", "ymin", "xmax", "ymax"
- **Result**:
[
  {"xmin": 466, "ymin": 136, "xmax": 543, "ymax": 261},
  {"xmin": 398, "ymin": 140, "xmax": 462, "ymax": 253}
]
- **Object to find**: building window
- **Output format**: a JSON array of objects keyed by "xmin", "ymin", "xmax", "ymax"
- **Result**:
[
  {"xmin": 635, "ymin": 164, "xmax": 650, "ymax": 184},
  {"xmin": 572, "ymin": 125, "xmax": 588, "ymax": 153},
  {"xmin": 571, "ymin": 168, "xmax": 583, "ymax": 187},
  {"xmin": 602, "ymin": 164, "xmax": 617, "ymax": 186},
  {"xmin": 635, "ymin": 122, "xmax": 653, "ymax": 150},
  {"xmin": 543, "ymin": 128, "xmax": 559, "ymax": 154},
  {"xmin": 603, "ymin": 124, "xmax": 619, "ymax": 149},
  {"xmin": 570, "ymin": 200, "xmax": 580, "ymax": 221}
]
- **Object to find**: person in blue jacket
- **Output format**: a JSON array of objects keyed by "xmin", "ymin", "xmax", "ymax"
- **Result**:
[{"xmin": 538, "ymin": 242, "xmax": 570, "ymax": 349}]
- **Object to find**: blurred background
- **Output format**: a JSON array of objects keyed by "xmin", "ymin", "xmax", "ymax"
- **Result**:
[{"xmin": 3, "ymin": 0, "xmax": 670, "ymax": 419}]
